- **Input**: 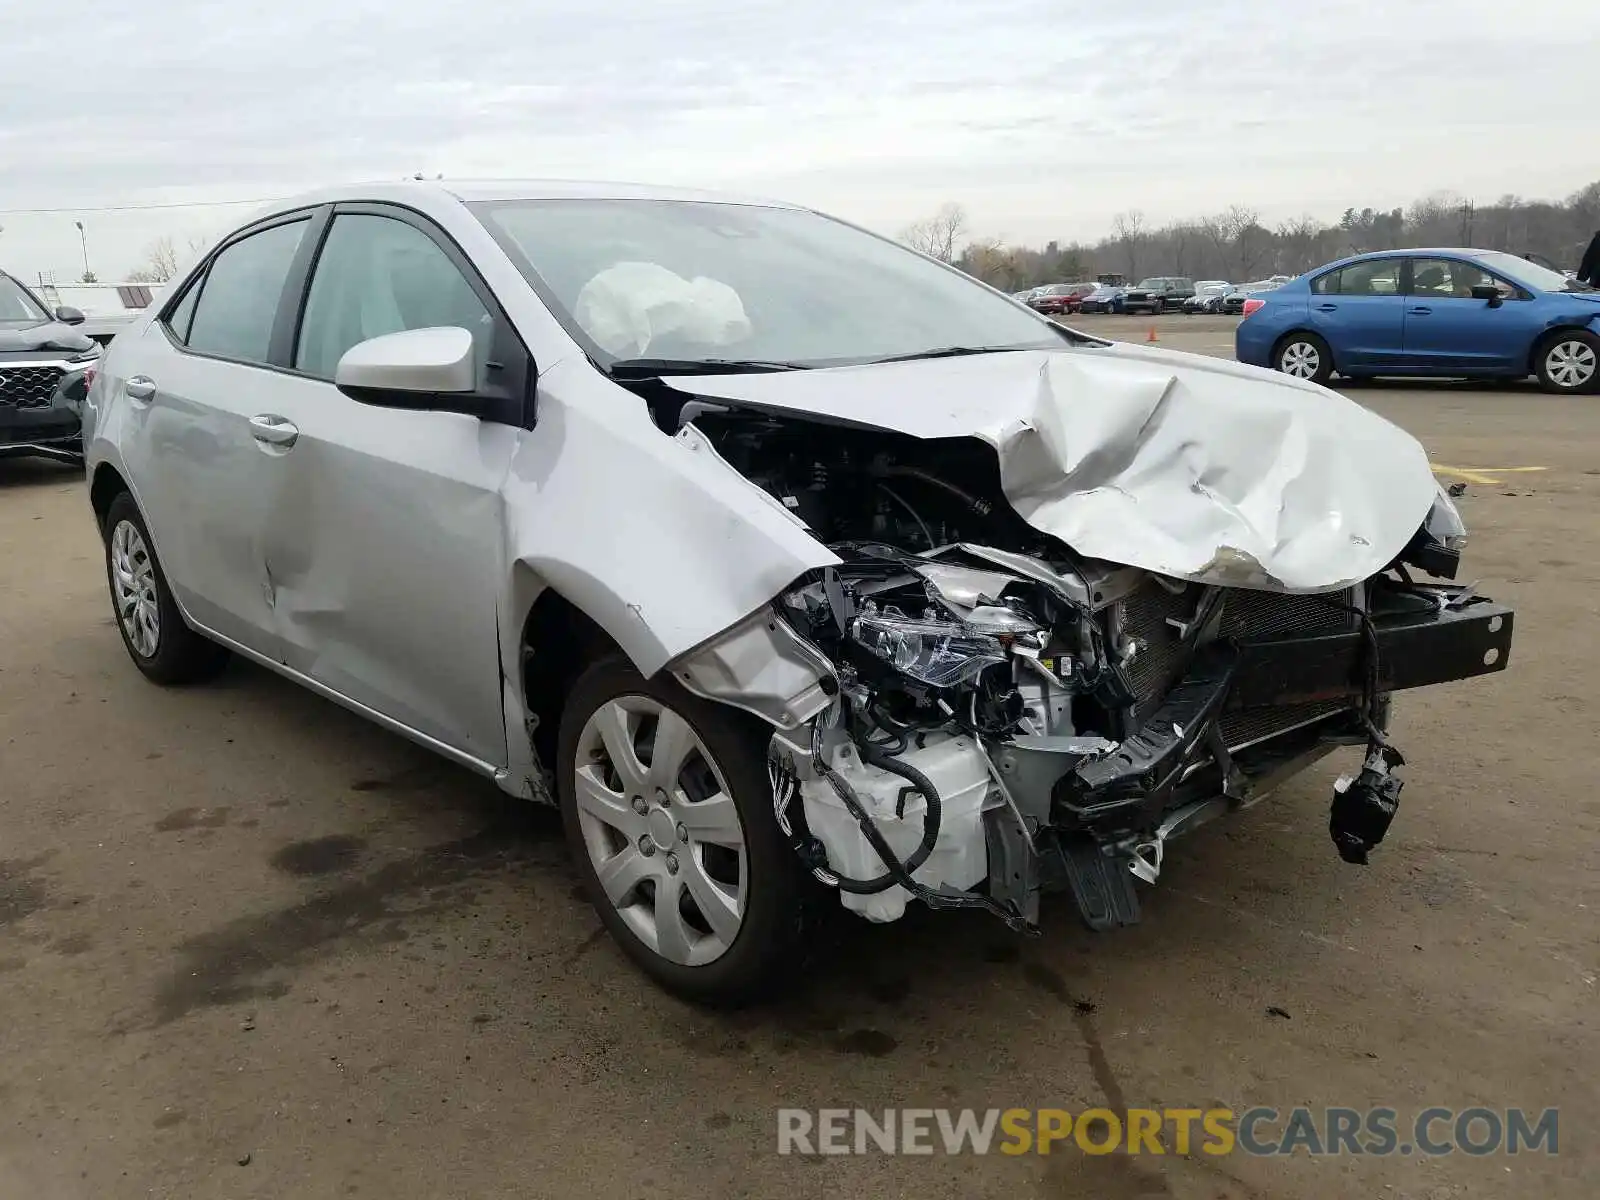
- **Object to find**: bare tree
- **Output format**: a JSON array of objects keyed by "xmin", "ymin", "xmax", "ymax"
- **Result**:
[
  {"xmin": 1165, "ymin": 222, "xmax": 1200, "ymax": 276},
  {"xmin": 899, "ymin": 203, "xmax": 969, "ymax": 264},
  {"xmin": 1110, "ymin": 210, "xmax": 1145, "ymax": 278},
  {"xmin": 127, "ymin": 236, "xmax": 182, "ymax": 283},
  {"xmin": 1274, "ymin": 216, "xmax": 1319, "ymax": 275},
  {"xmin": 1406, "ymin": 192, "xmax": 1465, "ymax": 246},
  {"xmin": 1198, "ymin": 206, "xmax": 1263, "ymax": 278},
  {"xmin": 959, "ymin": 237, "xmax": 1025, "ymax": 289}
]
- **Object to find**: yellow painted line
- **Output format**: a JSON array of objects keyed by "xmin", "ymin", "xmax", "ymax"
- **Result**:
[{"xmin": 1429, "ymin": 464, "xmax": 1549, "ymax": 487}]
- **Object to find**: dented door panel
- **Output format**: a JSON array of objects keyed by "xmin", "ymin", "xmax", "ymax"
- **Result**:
[{"xmin": 255, "ymin": 372, "xmax": 516, "ymax": 764}]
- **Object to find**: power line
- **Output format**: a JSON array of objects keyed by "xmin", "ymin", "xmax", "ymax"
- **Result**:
[{"xmin": 0, "ymin": 196, "xmax": 287, "ymax": 217}]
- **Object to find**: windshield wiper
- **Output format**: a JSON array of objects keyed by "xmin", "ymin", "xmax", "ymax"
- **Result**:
[
  {"xmin": 863, "ymin": 345, "xmax": 1037, "ymax": 365},
  {"xmin": 607, "ymin": 357, "xmax": 810, "ymax": 378}
]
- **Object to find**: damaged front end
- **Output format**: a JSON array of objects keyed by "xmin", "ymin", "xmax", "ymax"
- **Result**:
[{"xmin": 668, "ymin": 407, "xmax": 1514, "ymax": 935}]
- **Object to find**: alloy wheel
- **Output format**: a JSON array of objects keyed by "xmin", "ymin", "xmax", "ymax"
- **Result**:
[
  {"xmin": 1545, "ymin": 339, "xmax": 1597, "ymax": 390},
  {"xmin": 573, "ymin": 697, "xmax": 747, "ymax": 967},
  {"xmin": 1279, "ymin": 340, "xmax": 1320, "ymax": 379},
  {"xmin": 110, "ymin": 519, "xmax": 160, "ymax": 657}
]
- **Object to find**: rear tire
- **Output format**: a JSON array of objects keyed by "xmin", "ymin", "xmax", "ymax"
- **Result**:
[
  {"xmin": 1534, "ymin": 330, "xmax": 1600, "ymax": 394},
  {"xmin": 1274, "ymin": 332, "xmax": 1334, "ymax": 386},
  {"xmin": 103, "ymin": 491, "xmax": 230, "ymax": 685},
  {"xmin": 556, "ymin": 656, "xmax": 814, "ymax": 1005}
]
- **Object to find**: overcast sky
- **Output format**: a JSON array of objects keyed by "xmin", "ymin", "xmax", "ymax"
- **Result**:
[{"xmin": 2, "ymin": 0, "xmax": 1595, "ymax": 283}]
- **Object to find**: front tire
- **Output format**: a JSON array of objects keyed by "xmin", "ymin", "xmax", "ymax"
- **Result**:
[
  {"xmin": 1534, "ymin": 330, "xmax": 1600, "ymax": 394},
  {"xmin": 103, "ymin": 492, "xmax": 230, "ymax": 685},
  {"xmin": 556, "ymin": 657, "xmax": 812, "ymax": 1004},
  {"xmin": 1274, "ymin": 332, "xmax": 1334, "ymax": 386}
]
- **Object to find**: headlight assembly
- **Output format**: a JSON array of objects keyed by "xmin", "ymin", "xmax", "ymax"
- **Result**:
[
  {"xmin": 1424, "ymin": 481, "xmax": 1468, "ymax": 552},
  {"xmin": 849, "ymin": 605, "xmax": 1041, "ymax": 689},
  {"xmin": 850, "ymin": 612, "xmax": 1005, "ymax": 688}
]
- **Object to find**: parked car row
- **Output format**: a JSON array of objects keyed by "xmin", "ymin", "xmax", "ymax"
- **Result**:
[{"xmin": 1013, "ymin": 275, "xmax": 1301, "ymax": 319}]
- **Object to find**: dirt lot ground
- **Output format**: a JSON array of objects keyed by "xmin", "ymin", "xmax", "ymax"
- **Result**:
[{"xmin": 2, "ymin": 313, "xmax": 1595, "ymax": 1199}]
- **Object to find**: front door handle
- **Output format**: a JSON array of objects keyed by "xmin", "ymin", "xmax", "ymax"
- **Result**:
[
  {"xmin": 1315, "ymin": 303, "xmax": 1338, "ymax": 312},
  {"xmin": 1408, "ymin": 306, "xmax": 1432, "ymax": 315},
  {"xmin": 248, "ymin": 414, "xmax": 299, "ymax": 448},
  {"xmin": 125, "ymin": 375, "xmax": 156, "ymax": 402}
]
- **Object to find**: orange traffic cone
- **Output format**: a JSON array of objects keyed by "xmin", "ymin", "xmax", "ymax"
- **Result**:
[{"xmin": 1146, "ymin": 325, "xmax": 1158, "ymax": 343}]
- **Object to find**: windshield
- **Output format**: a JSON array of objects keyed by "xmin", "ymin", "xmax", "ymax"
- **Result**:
[
  {"xmin": 0, "ymin": 276, "xmax": 49, "ymax": 324},
  {"xmin": 1474, "ymin": 251, "xmax": 1593, "ymax": 293},
  {"xmin": 472, "ymin": 199, "xmax": 1064, "ymax": 367}
]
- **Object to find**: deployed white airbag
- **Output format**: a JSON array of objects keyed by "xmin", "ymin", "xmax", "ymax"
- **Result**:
[{"xmin": 575, "ymin": 261, "xmax": 752, "ymax": 357}]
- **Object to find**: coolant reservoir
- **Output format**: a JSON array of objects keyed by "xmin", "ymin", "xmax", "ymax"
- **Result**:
[{"xmin": 800, "ymin": 733, "xmax": 996, "ymax": 922}]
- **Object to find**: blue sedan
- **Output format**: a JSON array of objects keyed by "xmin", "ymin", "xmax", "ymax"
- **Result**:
[{"xmin": 1235, "ymin": 249, "xmax": 1600, "ymax": 393}]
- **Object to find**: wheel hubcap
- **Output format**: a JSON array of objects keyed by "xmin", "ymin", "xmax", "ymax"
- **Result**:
[
  {"xmin": 110, "ymin": 520, "xmax": 160, "ymax": 658},
  {"xmin": 1280, "ymin": 341, "xmax": 1320, "ymax": 378},
  {"xmin": 574, "ymin": 697, "xmax": 747, "ymax": 967},
  {"xmin": 1546, "ymin": 340, "xmax": 1596, "ymax": 389}
]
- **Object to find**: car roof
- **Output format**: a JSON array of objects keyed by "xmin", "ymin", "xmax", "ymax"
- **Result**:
[
  {"xmin": 249, "ymin": 178, "xmax": 803, "ymax": 221},
  {"xmin": 1317, "ymin": 246, "xmax": 1509, "ymax": 272}
]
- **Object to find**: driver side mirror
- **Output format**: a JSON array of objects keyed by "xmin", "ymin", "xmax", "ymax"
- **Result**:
[
  {"xmin": 54, "ymin": 305, "xmax": 86, "ymax": 325},
  {"xmin": 1469, "ymin": 283, "xmax": 1504, "ymax": 307},
  {"xmin": 334, "ymin": 326, "xmax": 492, "ymax": 417}
]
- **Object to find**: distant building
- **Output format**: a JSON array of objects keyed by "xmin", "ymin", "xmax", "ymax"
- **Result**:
[{"xmin": 34, "ymin": 276, "xmax": 164, "ymax": 343}]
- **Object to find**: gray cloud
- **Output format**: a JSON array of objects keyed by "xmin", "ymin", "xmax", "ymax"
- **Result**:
[{"xmin": 2, "ymin": 0, "xmax": 1594, "ymax": 279}]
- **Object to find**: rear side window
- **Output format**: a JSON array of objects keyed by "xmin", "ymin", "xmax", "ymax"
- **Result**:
[
  {"xmin": 1314, "ymin": 259, "xmax": 1401, "ymax": 297},
  {"xmin": 186, "ymin": 220, "xmax": 309, "ymax": 364}
]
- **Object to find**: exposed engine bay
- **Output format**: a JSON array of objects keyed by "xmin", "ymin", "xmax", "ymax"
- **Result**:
[{"xmin": 664, "ymin": 397, "xmax": 1515, "ymax": 934}]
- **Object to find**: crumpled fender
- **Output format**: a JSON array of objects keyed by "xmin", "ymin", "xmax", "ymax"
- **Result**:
[{"xmin": 502, "ymin": 359, "xmax": 839, "ymax": 678}]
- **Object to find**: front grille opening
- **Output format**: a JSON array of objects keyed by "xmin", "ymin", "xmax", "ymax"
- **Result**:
[
  {"xmin": 0, "ymin": 366, "xmax": 66, "ymax": 410},
  {"xmin": 1114, "ymin": 578, "xmax": 1360, "ymax": 737},
  {"xmin": 1219, "ymin": 698, "xmax": 1353, "ymax": 751}
]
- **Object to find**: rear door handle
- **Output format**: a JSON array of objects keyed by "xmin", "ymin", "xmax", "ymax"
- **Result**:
[
  {"xmin": 248, "ymin": 414, "xmax": 299, "ymax": 448},
  {"xmin": 1315, "ymin": 303, "xmax": 1338, "ymax": 312},
  {"xmin": 1408, "ymin": 306, "xmax": 1432, "ymax": 315},
  {"xmin": 125, "ymin": 375, "xmax": 156, "ymax": 402}
]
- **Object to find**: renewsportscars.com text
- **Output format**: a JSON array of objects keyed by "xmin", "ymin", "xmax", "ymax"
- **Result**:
[{"xmin": 776, "ymin": 1106, "xmax": 1559, "ymax": 1157}]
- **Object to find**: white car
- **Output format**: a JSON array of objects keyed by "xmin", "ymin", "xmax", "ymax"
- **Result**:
[
  {"xmin": 1183, "ymin": 282, "xmax": 1232, "ymax": 313},
  {"xmin": 83, "ymin": 180, "xmax": 1513, "ymax": 1002}
]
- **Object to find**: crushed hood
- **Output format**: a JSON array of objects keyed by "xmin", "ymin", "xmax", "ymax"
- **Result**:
[
  {"xmin": 0, "ymin": 321, "xmax": 96, "ymax": 356},
  {"xmin": 673, "ymin": 343, "xmax": 1437, "ymax": 592}
]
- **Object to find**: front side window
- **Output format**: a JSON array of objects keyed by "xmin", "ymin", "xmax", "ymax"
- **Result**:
[
  {"xmin": 186, "ymin": 220, "xmax": 309, "ymax": 363},
  {"xmin": 294, "ymin": 213, "xmax": 493, "ymax": 381},
  {"xmin": 0, "ymin": 275, "xmax": 49, "ymax": 325},
  {"xmin": 165, "ymin": 280, "xmax": 200, "ymax": 342},
  {"xmin": 473, "ymin": 199, "xmax": 1062, "ymax": 368},
  {"xmin": 1409, "ymin": 257, "xmax": 1517, "ymax": 299}
]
